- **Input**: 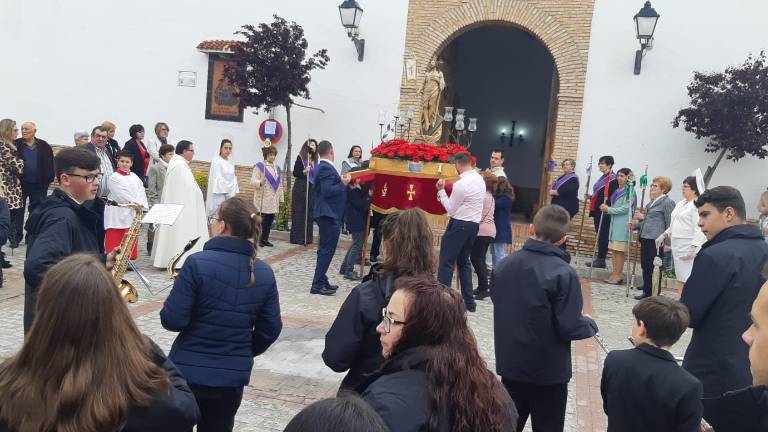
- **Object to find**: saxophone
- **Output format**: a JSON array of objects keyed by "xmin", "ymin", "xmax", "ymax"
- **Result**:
[
  {"xmin": 103, "ymin": 198, "xmax": 141, "ymax": 303},
  {"xmin": 167, "ymin": 237, "xmax": 201, "ymax": 280}
]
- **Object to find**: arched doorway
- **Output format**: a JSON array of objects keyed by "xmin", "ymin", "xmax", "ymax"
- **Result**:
[{"xmin": 439, "ymin": 25, "xmax": 558, "ymax": 219}]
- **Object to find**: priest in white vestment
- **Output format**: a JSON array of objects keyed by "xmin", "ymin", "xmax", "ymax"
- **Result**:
[
  {"xmin": 152, "ymin": 140, "xmax": 209, "ymax": 269},
  {"xmin": 206, "ymin": 139, "xmax": 239, "ymax": 216}
]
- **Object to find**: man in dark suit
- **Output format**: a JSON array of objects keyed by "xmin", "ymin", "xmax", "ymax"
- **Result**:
[
  {"xmin": 681, "ymin": 186, "xmax": 768, "ymax": 425},
  {"xmin": 310, "ymin": 140, "xmax": 351, "ymax": 295},
  {"xmin": 601, "ymin": 296, "xmax": 703, "ymax": 432},
  {"xmin": 586, "ymin": 155, "xmax": 619, "ymax": 268}
]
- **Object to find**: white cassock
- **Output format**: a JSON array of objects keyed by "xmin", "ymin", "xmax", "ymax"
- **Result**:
[
  {"xmin": 206, "ymin": 155, "xmax": 239, "ymax": 216},
  {"xmin": 152, "ymin": 154, "xmax": 210, "ymax": 268},
  {"xmin": 104, "ymin": 170, "xmax": 148, "ymax": 229}
]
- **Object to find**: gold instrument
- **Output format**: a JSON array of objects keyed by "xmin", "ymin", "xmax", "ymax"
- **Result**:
[
  {"xmin": 103, "ymin": 198, "xmax": 141, "ymax": 303},
  {"xmin": 167, "ymin": 237, "xmax": 201, "ymax": 280}
]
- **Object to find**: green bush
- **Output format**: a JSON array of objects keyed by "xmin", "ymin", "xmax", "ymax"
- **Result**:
[
  {"xmin": 274, "ymin": 188, "xmax": 291, "ymax": 231},
  {"xmin": 194, "ymin": 172, "xmax": 208, "ymax": 197}
]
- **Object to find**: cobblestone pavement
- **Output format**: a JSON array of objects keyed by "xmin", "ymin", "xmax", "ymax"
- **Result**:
[{"xmin": 0, "ymin": 232, "xmax": 692, "ymax": 432}]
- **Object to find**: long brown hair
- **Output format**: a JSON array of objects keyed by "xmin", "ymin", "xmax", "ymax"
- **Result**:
[
  {"xmin": 0, "ymin": 254, "xmax": 169, "ymax": 432},
  {"xmin": 299, "ymin": 139, "xmax": 319, "ymax": 164},
  {"xmin": 379, "ymin": 208, "xmax": 436, "ymax": 277},
  {"xmin": 217, "ymin": 197, "xmax": 262, "ymax": 285},
  {"xmin": 391, "ymin": 277, "xmax": 514, "ymax": 432},
  {"xmin": 496, "ymin": 176, "xmax": 515, "ymax": 200}
]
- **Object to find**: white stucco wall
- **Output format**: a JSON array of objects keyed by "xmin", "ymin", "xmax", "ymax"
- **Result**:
[
  {"xmin": 579, "ymin": 0, "xmax": 768, "ymax": 218},
  {"xmin": 0, "ymin": 0, "xmax": 408, "ymax": 168}
]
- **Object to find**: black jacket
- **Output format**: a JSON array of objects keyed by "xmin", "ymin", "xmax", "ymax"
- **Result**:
[
  {"xmin": 0, "ymin": 339, "xmax": 199, "ymax": 432},
  {"xmin": 681, "ymin": 224, "xmax": 768, "ymax": 398},
  {"xmin": 702, "ymin": 385, "xmax": 768, "ymax": 432},
  {"xmin": 601, "ymin": 344, "xmax": 703, "ymax": 432},
  {"xmin": 344, "ymin": 185, "xmax": 370, "ymax": 233},
  {"xmin": 123, "ymin": 139, "xmax": 149, "ymax": 182},
  {"xmin": 360, "ymin": 348, "xmax": 433, "ymax": 432},
  {"xmin": 23, "ymin": 189, "xmax": 105, "ymax": 331},
  {"xmin": 12, "ymin": 138, "xmax": 54, "ymax": 185},
  {"xmin": 323, "ymin": 267, "xmax": 395, "ymax": 392},
  {"xmin": 551, "ymin": 174, "xmax": 580, "ymax": 217},
  {"xmin": 492, "ymin": 238, "xmax": 598, "ymax": 385},
  {"xmin": 589, "ymin": 174, "xmax": 619, "ymax": 218},
  {"xmin": 84, "ymin": 142, "xmax": 117, "ymax": 169}
]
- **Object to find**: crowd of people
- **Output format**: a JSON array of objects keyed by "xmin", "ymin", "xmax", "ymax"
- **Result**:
[{"xmin": 0, "ymin": 116, "xmax": 766, "ymax": 431}]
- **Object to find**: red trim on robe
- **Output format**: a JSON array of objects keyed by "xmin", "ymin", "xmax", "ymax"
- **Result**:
[{"xmin": 105, "ymin": 228, "xmax": 138, "ymax": 260}]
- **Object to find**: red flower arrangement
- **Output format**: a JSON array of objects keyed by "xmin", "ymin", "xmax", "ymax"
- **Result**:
[{"xmin": 370, "ymin": 139, "xmax": 476, "ymax": 164}]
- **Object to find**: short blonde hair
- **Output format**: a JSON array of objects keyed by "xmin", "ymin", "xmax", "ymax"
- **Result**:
[
  {"xmin": 653, "ymin": 176, "xmax": 672, "ymax": 194},
  {"xmin": 100, "ymin": 121, "xmax": 116, "ymax": 133}
]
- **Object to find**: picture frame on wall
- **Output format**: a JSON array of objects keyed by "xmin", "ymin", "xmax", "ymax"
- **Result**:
[{"xmin": 205, "ymin": 56, "xmax": 244, "ymax": 122}]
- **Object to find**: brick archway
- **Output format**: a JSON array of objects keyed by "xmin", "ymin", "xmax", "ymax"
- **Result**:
[{"xmin": 399, "ymin": 0, "xmax": 595, "ymax": 206}]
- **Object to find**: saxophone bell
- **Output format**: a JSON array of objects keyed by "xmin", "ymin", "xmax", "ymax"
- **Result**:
[
  {"xmin": 104, "ymin": 199, "xmax": 143, "ymax": 303},
  {"xmin": 167, "ymin": 237, "xmax": 201, "ymax": 280}
]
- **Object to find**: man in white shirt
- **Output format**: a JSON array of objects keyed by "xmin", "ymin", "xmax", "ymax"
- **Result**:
[
  {"xmin": 488, "ymin": 149, "xmax": 507, "ymax": 178},
  {"xmin": 436, "ymin": 151, "xmax": 486, "ymax": 312}
]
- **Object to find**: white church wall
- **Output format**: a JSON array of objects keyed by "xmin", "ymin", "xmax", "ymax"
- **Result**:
[
  {"xmin": 0, "ymin": 0, "xmax": 409, "ymax": 169},
  {"xmin": 579, "ymin": 0, "xmax": 768, "ymax": 218}
]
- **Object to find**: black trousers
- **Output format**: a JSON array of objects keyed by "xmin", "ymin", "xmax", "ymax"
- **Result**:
[
  {"xmin": 437, "ymin": 219, "xmax": 479, "ymax": 310},
  {"xmin": 503, "ymin": 378, "xmax": 568, "ymax": 432},
  {"xmin": 10, "ymin": 182, "xmax": 49, "ymax": 246},
  {"xmin": 592, "ymin": 213, "xmax": 611, "ymax": 260},
  {"xmin": 470, "ymin": 235, "xmax": 493, "ymax": 292},
  {"xmin": 369, "ymin": 211, "xmax": 385, "ymax": 259},
  {"xmin": 188, "ymin": 384, "xmax": 244, "ymax": 432},
  {"xmin": 639, "ymin": 238, "xmax": 662, "ymax": 296},
  {"xmin": 260, "ymin": 213, "xmax": 275, "ymax": 243}
]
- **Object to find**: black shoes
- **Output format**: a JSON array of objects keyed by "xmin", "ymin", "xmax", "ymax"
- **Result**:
[
  {"xmin": 310, "ymin": 287, "xmax": 336, "ymax": 296},
  {"xmin": 475, "ymin": 290, "xmax": 491, "ymax": 300},
  {"xmin": 344, "ymin": 272, "xmax": 361, "ymax": 281},
  {"xmin": 466, "ymin": 304, "xmax": 477, "ymax": 313},
  {"xmin": 259, "ymin": 240, "xmax": 274, "ymax": 247},
  {"xmin": 585, "ymin": 258, "xmax": 607, "ymax": 268},
  {"xmin": 634, "ymin": 293, "xmax": 651, "ymax": 300}
]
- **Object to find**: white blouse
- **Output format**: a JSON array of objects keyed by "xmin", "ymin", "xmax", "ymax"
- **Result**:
[{"xmin": 665, "ymin": 199, "xmax": 707, "ymax": 246}]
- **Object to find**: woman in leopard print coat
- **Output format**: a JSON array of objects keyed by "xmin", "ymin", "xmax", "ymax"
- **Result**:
[{"xmin": 0, "ymin": 119, "xmax": 24, "ymax": 211}]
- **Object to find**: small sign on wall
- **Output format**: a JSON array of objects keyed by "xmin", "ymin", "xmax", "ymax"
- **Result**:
[{"xmin": 177, "ymin": 71, "xmax": 197, "ymax": 87}]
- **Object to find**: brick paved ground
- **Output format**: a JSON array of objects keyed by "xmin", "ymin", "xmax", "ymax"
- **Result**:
[{"xmin": 0, "ymin": 231, "xmax": 691, "ymax": 431}]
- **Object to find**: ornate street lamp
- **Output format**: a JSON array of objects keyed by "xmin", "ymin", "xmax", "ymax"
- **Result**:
[
  {"xmin": 633, "ymin": 1, "xmax": 660, "ymax": 75},
  {"xmin": 338, "ymin": 0, "xmax": 365, "ymax": 61}
]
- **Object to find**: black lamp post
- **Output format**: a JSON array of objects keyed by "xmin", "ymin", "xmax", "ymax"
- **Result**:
[
  {"xmin": 633, "ymin": 1, "xmax": 660, "ymax": 75},
  {"xmin": 338, "ymin": 0, "xmax": 365, "ymax": 62}
]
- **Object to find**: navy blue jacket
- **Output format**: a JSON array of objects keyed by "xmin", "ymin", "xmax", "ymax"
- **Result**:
[
  {"xmin": 601, "ymin": 344, "xmax": 702, "ymax": 432},
  {"xmin": 681, "ymin": 224, "xmax": 768, "ymax": 398},
  {"xmin": 493, "ymin": 194, "xmax": 514, "ymax": 244},
  {"xmin": 160, "ymin": 236, "xmax": 283, "ymax": 388},
  {"xmin": 492, "ymin": 239, "xmax": 598, "ymax": 385},
  {"xmin": 344, "ymin": 186, "xmax": 370, "ymax": 233},
  {"xmin": 313, "ymin": 161, "xmax": 347, "ymax": 222},
  {"xmin": 550, "ymin": 175, "xmax": 580, "ymax": 217}
]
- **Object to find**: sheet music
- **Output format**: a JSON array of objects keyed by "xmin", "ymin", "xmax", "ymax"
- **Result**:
[{"xmin": 141, "ymin": 204, "xmax": 184, "ymax": 225}]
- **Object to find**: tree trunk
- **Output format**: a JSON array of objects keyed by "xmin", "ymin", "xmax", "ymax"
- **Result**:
[
  {"xmin": 703, "ymin": 147, "xmax": 727, "ymax": 187},
  {"xmin": 283, "ymin": 103, "xmax": 293, "ymax": 195}
]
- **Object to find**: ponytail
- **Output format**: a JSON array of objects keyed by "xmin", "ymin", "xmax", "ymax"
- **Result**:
[{"xmin": 217, "ymin": 198, "xmax": 262, "ymax": 286}]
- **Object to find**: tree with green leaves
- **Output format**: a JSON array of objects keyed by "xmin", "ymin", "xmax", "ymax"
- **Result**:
[
  {"xmin": 223, "ymin": 15, "xmax": 329, "ymax": 192},
  {"xmin": 672, "ymin": 52, "xmax": 768, "ymax": 186}
]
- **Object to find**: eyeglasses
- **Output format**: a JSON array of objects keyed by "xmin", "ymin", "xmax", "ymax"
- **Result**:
[
  {"xmin": 207, "ymin": 215, "xmax": 220, "ymax": 224},
  {"xmin": 381, "ymin": 308, "xmax": 406, "ymax": 334},
  {"xmin": 67, "ymin": 173, "xmax": 103, "ymax": 183}
]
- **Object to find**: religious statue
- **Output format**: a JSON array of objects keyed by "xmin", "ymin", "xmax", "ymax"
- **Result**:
[{"xmin": 417, "ymin": 59, "xmax": 446, "ymax": 140}]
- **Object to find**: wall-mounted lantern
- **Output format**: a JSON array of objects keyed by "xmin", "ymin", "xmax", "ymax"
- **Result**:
[
  {"xmin": 633, "ymin": 1, "xmax": 660, "ymax": 75},
  {"xmin": 338, "ymin": 0, "xmax": 365, "ymax": 62}
]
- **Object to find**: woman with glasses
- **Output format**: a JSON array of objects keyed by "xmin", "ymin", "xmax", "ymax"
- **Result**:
[
  {"xmin": 146, "ymin": 122, "xmax": 171, "ymax": 166},
  {"xmin": 0, "ymin": 254, "xmax": 200, "ymax": 432},
  {"xmin": 631, "ymin": 176, "xmax": 675, "ymax": 299},
  {"xmin": 323, "ymin": 208, "xmax": 436, "ymax": 393},
  {"xmin": 0, "ymin": 119, "xmax": 24, "ymax": 251},
  {"xmin": 360, "ymin": 276, "xmax": 518, "ymax": 432},
  {"xmin": 654, "ymin": 176, "xmax": 707, "ymax": 294},
  {"xmin": 161, "ymin": 197, "xmax": 282, "ymax": 432}
]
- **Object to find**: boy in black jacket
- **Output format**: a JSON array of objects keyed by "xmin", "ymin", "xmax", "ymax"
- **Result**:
[
  {"xmin": 492, "ymin": 205, "xmax": 598, "ymax": 432},
  {"xmin": 601, "ymin": 296, "xmax": 703, "ymax": 432}
]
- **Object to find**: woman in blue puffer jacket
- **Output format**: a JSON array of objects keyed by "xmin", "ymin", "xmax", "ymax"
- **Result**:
[{"xmin": 161, "ymin": 197, "xmax": 282, "ymax": 432}]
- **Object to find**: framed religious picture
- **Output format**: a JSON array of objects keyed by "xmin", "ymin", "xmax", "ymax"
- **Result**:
[{"xmin": 205, "ymin": 56, "xmax": 244, "ymax": 122}]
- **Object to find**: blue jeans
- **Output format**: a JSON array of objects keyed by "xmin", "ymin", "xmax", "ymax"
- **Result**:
[{"xmin": 491, "ymin": 242, "xmax": 509, "ymax": 267}]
